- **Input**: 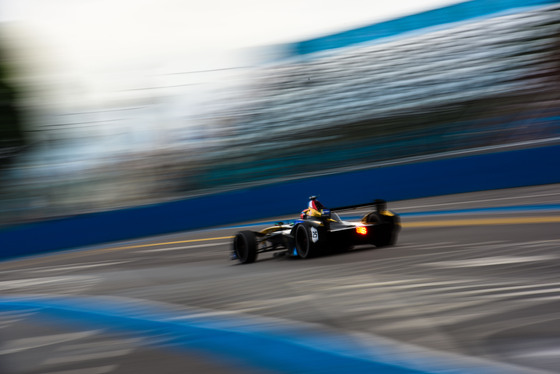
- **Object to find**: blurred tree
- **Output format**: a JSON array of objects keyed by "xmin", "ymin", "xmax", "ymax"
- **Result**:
[{"xmin": 0, "ymin": 42, "xmax": 27, "ymax": 168}]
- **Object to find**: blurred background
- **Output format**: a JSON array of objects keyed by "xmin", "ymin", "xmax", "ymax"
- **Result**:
[{"xmin": 1, "ymin": 0, "xmax": 559, "ymax": 226}]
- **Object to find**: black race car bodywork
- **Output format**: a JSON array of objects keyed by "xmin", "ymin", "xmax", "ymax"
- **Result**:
[{"xmin": 232, "ymin": 199, "xmax": 400, "ymax": 264}]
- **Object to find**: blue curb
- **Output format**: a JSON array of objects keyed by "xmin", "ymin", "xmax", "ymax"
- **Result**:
[{"xmin": 0, "ymin": 296, "xmax": 433, "ymax": 374}]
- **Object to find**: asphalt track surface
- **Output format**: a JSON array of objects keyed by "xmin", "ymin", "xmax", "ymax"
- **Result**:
[{"xmin": 1, "ymin": 184, "xmax": 559, "ymax": 373}]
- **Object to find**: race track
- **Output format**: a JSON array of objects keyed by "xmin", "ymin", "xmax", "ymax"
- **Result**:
[{"xmin": 1, "ymin": 184, "xmax": 559, "ymax": 374}]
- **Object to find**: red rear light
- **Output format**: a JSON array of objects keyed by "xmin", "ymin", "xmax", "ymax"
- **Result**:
[{"xmin": 356, "ymin": 226, "xmax": 368, "ymax": 235}]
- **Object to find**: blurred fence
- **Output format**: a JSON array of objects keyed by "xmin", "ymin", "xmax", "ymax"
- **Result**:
[{"xmin": 0, "ymin": 0, "xmax": 559, "ymax": 227}]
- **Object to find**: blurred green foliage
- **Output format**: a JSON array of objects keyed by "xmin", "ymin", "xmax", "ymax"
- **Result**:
[{"xmin": 0, "ymin": 44, "xmax": 26, "ymax": 168}]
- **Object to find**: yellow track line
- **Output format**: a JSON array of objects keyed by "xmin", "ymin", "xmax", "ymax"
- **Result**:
[
  {"xmin": 0, "ymin": 236, "xmax": 234, "ymax": 269},
  {"xmin": 105, "ymin": 216, "xmax": 560, "ymax": 251},
  {"xmin": 105, "ymin": 236, "xmax": 235, "ymax": 251},
  {"xmin": 402, "ymin": 216, "xmax": 560, "ymax": 228},
  {"xmin": 1, "ymin": 216, "xmax": 558, "ymax": 269}
]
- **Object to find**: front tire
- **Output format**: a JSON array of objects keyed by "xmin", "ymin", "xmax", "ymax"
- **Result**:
[{"xmin": 233, "ymin": 231, "xmax": 258, "ymax": 264}]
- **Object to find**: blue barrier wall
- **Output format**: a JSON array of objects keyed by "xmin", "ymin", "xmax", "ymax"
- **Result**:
[{"xmin": 1, "ymin": 144, "xmax": 560, "ymax": 260}]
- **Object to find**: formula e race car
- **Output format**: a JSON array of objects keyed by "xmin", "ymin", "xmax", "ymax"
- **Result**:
[{"xmin": 231, "ymin": 199, "xmax": 400, "ymax": 264}]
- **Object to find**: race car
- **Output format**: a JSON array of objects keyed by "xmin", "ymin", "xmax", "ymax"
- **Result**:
[{"xmin": 231, "ymin": 199, "xmax": 400, "ymax": 264}]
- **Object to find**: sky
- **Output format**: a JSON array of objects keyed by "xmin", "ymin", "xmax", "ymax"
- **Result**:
[
  {"xmin": 0, "ymin": 0, "xmax": 462, "ymax": 70},
  {"xmin": 0, "ymin": 0, "xmax": 463, "ymax": 133}
]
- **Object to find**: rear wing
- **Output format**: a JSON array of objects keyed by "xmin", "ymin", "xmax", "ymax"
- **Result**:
[{"xmin": 331, "ymin": 199, "xmax": 387, "ymax": 212}]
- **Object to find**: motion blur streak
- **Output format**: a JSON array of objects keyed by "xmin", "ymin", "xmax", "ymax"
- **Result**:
[
  {"xmin": 0, "ymin": 236, "xmax": 235, "ymax": 269},
  {"xmin": 1, "ymin": 0, "xmax": 559, "ymax": 227},
  {"xmin": 103, "ymin": 236, "xmax": 235, "ymax": 251},
  {"xmin": 4, "ymin": 215, "xmax": 556, "ymax": 267},
  {"xmin": 0, "ymin": 295, "xmax": 519, "ymax": 374},
  {"xmin": 0, "ymin": 186, "xmax": 558, "ymax": 373},
  {"xmin": 403, "ymin": 216, "xmax": 560, "ymax": 227}
]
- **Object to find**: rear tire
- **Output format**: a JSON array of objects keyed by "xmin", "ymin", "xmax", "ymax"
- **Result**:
[
  {"xmin": 294, "ymin": 222, "xmax": 323, "ymax": 258},
  {"xmin": 363, "ymin": 212, "xmax": 399, "ymax": 247},
  {"xmin": 373, "ymin": 230, "xmax": 396, "ymax": 247},
  {"xmin": 233, "ymin": 231, "xmax": 258, "ymax": 264}
]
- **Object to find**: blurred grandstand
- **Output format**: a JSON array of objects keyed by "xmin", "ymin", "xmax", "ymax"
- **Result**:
[
  {"xmin": 202, "ymin": 0, "xmax": 560, "ymax": 187},
  {"xmin": 1, "ymin": 0, "xmax": 559, "ymax": 225}
]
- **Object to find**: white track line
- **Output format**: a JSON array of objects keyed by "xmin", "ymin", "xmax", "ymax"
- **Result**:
[{"xmin": 139, "ymin": 242, "xmax": 228, "ymax": 253}]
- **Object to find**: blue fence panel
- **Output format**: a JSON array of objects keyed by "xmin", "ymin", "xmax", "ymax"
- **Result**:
[{"xmin": 1, "ymin": 144, "xmax": 559, "ymax": 260}]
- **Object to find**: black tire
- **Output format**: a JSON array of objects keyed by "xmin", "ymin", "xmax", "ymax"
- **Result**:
[
  {"xmin": 363, "ymin": 212, "xmax": 382, "ymax": 224},
  {"xmin": 233, "ymin": 231, "xmax": 258, "ymax": 264},
  {"xmin": 294, "ymin": 222, "xmax": 323, "ymax": 259},
  {"xmin": 373, "ymin": 229, "xmax": 395, "ymax": 247},
  {"xmin": 363, "ymin": 212, "xmax": 399, "ymax": 247}
]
